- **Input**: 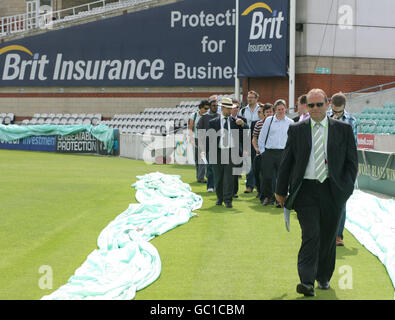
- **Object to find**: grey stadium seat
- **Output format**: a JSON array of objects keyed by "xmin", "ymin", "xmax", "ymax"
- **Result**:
[{"xmin": 3, "ymin": 116, "xmax": 12, "ymax": 125}]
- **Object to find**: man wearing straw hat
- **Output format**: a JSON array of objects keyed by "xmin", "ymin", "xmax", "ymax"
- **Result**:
[{"xmin": 203, "ymin": 97, "xmax": 248, "ymax": 208}]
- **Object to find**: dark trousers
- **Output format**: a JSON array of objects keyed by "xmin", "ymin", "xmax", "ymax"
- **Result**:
[
  {"xmin": 212, "ymin": 149, "xmax": 235, "ymax": 204},
  {"xmin": 246, "ymin": 146, "xmax": 257, "ymax": 189},
  {"xmin": 293, "ymin": 179, "xmax": 343, "ymax": 286},
  {"xmin": 253, "ymin": 154, "xmax": 262, "ymax": 196},
  {"xmin": 233, "ymin": 163, "xmax": 243, "ymax": 196},
  {"xmin": 194, "ymin": 138, "xmax": 206, "ymax": 182},
  {"xmin": 260, "ymin": 149, "xmax": 283, "ymax": 200},
  {"xmin": 206, "ymin": 163, "xmax": 214, "ymax": 190},
  {"xmin": 337, "ymin": 202, "xmax": 347, "ymax": 239}
]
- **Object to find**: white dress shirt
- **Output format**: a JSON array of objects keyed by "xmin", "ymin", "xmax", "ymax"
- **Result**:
[
  {"xmin": 258, "ymin": 115, "xmax": 293, "ymax": 153},
  {"xmin": 219, "ymin": 114, "xmax": 233, "ymax": 149},
  {"xmin": 304, "ymin": 116, "xmax": 329, "ymax": 180}
]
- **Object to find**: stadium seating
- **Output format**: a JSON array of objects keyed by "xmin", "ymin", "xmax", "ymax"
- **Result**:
[
  {"xmin": 99, "ymin": 94, "xmax": 236, "ymax": 134},
  {"xmin": 3, "ymin": 95, "xmax": 237, "ymax": 133},
  {"xmin": 0, "ymin": 112, "xmax": 15, "ymax": 125},
  {"xmin": 98, "ymin": 102, "xmax": 201, "ymax": 135},
  {"xmin": 19, "ymin": 113, "xmax": 102, "ymax": 126},
  {"xmin": 355, "ymin": 103, "xmax": 395, "ymax": 134}
]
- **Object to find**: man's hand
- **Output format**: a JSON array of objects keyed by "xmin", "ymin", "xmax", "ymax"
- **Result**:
[
  {"xmin": 200, "ymin": 151, "xmax": 207, "ymax": 164},
  {"xmin": 275, "ymin": 193, "xmax": 286, "ymax": 208},
  {"xmin": 235, "ymin": 118, "xmax": 244, "ymax": 126}
]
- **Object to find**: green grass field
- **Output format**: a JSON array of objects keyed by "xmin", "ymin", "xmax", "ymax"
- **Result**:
[{"xmin": 0, "ymin": 149, "xmax": 393, "ymax": 300}]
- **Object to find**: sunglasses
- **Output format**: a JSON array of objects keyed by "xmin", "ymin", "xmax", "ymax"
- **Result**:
[
  {"xmin": 332, "ymin": 110, "xmax": 344, "ymax": 114},
  {"xmin": 307, "ymin": 102, "xmax": 325, "ymax": 108}
]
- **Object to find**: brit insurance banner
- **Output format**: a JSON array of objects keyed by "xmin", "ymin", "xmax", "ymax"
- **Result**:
[
  {"xmin": 0, "ymin": 0, "xmax": 235, "ymax": 87},
  {"xmin": 237, "ymin": 0, "xmax": 289, "ymax": 77}
]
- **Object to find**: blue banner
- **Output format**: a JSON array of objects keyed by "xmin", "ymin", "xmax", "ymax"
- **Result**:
[
  {"xmin": 0, "ymin": 0, "xmax": 236, "ymax": 87},
  {"xmin": 237, "ymin": 0, "xmax": 289, "ymax": 77},
  {"xmin": 0, "ymin": 135, "xmax": 56, "ymax": 151}
]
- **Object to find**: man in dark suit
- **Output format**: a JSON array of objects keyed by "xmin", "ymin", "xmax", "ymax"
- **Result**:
[
  {"xmin": 275, "ymin": 88, "xmax": 358, "ymax": 297},
  {"xmin": 203, "ymin": 97, "xmax": 248, "ymax": 208}
]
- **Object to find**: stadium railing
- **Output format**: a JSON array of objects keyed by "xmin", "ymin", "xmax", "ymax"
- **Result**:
[{"xmin": 0, "ymin": 0, "xmax": 154, "ymax": 38}]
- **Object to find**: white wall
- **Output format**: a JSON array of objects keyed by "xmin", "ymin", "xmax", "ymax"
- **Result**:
[
  {"xmin": 296, "ymin": 0, "xmax": 395, "ymax": 59},
  {"xmin": 119, "ymin": 132, "xmax": 195, "ymax": 165},
  {"xmin": 374, "ymin": 134, "xmax": 395, "ymax": 153}
]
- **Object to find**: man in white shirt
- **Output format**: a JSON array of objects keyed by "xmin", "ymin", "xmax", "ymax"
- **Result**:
[
  {"xmin": 239, "ymin": 90, "xmax": 261, "ymax": 193},
  {"xmin": 258, "ymin": 99, "xmax": 293, "ymax": 206}
]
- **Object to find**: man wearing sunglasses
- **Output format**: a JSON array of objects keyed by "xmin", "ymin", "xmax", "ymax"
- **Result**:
[
  {"xmin": 275, "ymin": 88, "xmax": 358, "ymax": 297},
  {"xmin": 327, "ymin": 92, "xmax": 358, "ymax": 247}
]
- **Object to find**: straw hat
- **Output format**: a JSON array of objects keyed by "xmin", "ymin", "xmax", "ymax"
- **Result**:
[{"xmin": 219, "ymin": 97, "xmax": 237, "ymax": 108}]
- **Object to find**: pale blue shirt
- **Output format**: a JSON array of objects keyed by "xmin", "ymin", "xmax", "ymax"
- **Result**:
[
  {"xmin": 238, "ymin": 103, "xmax": 260, "ymax": 127},
  {"xmin": 304, "ymin": 117, "xmax": 329, "ymax": 180},
  {"xmin": 188, "ymin": 112, "xmax": 203, "ymax": 139},
  {"xmin": 258, "ymin": 115, "xmax": 293, "ymax": 153}
]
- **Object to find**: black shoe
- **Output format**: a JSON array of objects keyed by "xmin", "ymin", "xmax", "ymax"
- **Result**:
[
  {"xmin": 198, "ymin": 180, "xmax": 207, "ymax": 183},
  {"xmin": 244, "ymin": 187, "xmax": 253, "ymax": 193},
  {"xmin": 216, "ymin": 200, "xmax": 223, "ymax": 206},
  {"xmin": 233, "ymin": 194, "xmax": 238, "ymax": 198},
  {"xmin": 262, "ymin": 197, "xmax": 274, "ymax": 206},
  {"xmin": 225, "ymin": 202, "xmax": 233, "ymax": 208},
  {"xmin": 296, "ymin": 283, "xmax": 315, "ymax": 297},
  {"xmin": 317, "ymin": 281, "xmax": 330, "ymax": 290}
]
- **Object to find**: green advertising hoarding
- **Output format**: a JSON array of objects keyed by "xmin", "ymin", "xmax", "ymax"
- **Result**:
[{"xmin": 357, "ymin": 149, "xmax": 395, "ymax": 197}]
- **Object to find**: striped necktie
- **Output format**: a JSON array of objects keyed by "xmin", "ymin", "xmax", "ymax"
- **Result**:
[
  {"xmin": 313, "ymin": 122, "xmax": 327, "ymax": 183},
  {"xmin": 222, "ymin": 117, "xmax": 229, "ymax": 148}
]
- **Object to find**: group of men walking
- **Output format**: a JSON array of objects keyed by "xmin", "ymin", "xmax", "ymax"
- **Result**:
[{"xmin": 189, "ymin": 88, "xmax": 358, "ymax": 297}]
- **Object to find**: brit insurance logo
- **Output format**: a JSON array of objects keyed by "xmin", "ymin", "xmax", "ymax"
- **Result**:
[
  {"xmin": 0, "ymin": 45, "xmax": 49, "ymax": 81},
  {"xmin": 0, "ymin": 44, "xmax": 166, "ymax": 82},
  {"xmin": 241, "ymin": 2, "xmax": 286, "ymax": 53}
]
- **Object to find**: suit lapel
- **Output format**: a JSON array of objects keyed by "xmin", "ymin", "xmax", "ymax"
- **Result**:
[
  {"xmin": 327, "ymin": 117, "xmax": 336, "ymax": 160},
  {"xmin": 214, "ymin": 117, "xmax": 221, "ymax": 131},
  {"xmin": 302, "ymin": 119, "xmax": 312, "ymax": 157}
]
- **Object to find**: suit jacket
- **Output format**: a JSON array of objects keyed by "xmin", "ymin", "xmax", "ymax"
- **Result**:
[
  {"xmin": 197, "ymin": 112, "xmax": 220, "ymax": 154},
  {"xmin": 233, "ymin": 115, "xmax": 248, "ymax": 158},
  {"xmin": 276, "ymin": 116, "xmax": 358, "ymax": 209},
  {"xmin": 208, "ymin": 116, "xmax": 249, "ymax": 164}
]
